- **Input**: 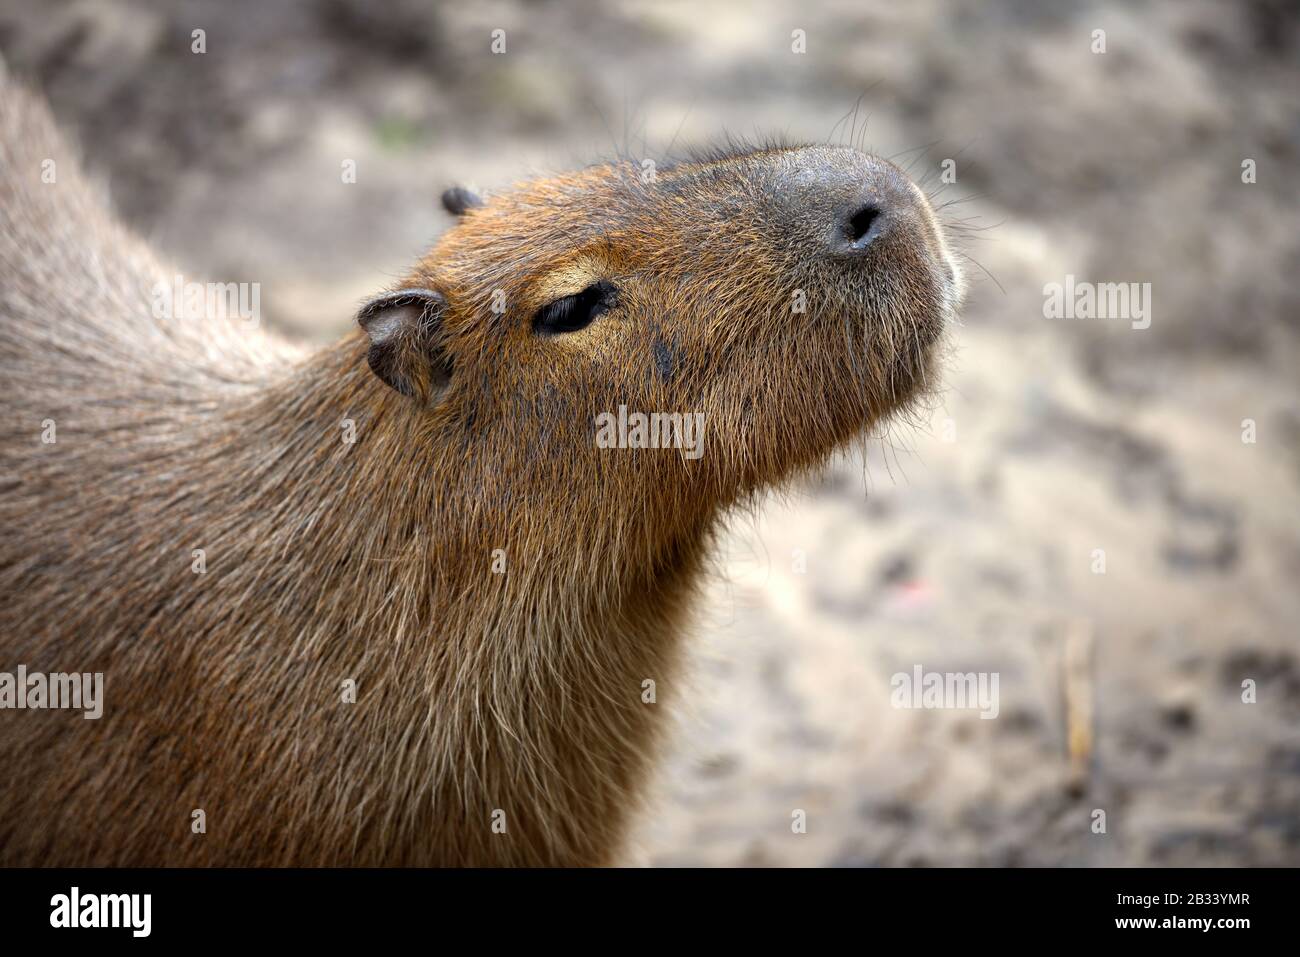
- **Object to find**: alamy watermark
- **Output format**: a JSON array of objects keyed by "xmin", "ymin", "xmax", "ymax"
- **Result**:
[
  {"xmin": 0, "ymin": 665, "xmax": 103, "ymax": 719},
  {"xmin": 595, "ymin": 405, "xmax": 706, "ymax": 460},
  {"xmin": 50, "ymin": 887, "xmax": 150, "ymax": 937},
  {"xmin": 1043, "ymin": 274, "xmax": 1151, "ymax": 330},
  {"xmin": 890, "ymin": 665, "xmax": 999, "ymax": 719},
  {"xmin": 151, "ymin": 274, "xmax": 261, "ymax": 328}
]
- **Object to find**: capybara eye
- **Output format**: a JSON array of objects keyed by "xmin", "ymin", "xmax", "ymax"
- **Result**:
[{"xmin": 533, "ymin": 280, "xmax": 617, "ymax": 335}]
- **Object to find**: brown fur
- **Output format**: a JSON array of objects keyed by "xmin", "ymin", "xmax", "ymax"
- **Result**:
[{"xmin": 0, "ymin": 77, "xmax": 963, "ymax": 865}]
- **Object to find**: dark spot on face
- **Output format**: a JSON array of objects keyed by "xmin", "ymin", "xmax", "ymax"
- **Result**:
[{"xmin": 653, "ymin": 336, "xmax": 676, "ymax": 384}]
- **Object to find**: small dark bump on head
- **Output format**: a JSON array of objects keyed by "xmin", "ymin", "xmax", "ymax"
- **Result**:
[{"xmin": 442, "ymin": 186, "xmax": 484, "ymax": 216}]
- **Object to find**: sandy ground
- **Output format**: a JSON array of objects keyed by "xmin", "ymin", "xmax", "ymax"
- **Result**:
[{"xmin": 2, "ymin": 0, "xmax": 1297, "ymax": 865}]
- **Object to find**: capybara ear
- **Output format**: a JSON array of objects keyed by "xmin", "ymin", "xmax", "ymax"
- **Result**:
[
  {"xmin": 441, "ymin": 186, "xmax": 483, "ymax": 216},
  {"xmin": 357, "ymin": 288, "xmax": 452, "ymax": 403}
]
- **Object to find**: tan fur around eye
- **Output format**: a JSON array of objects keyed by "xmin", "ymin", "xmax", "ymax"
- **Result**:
[{"xmin": 533, "ymin": 256, "xmax": 611, "ymax": 304}]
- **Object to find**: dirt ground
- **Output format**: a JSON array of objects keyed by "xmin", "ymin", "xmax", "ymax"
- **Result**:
[{"xmin": 2, "ymin": 0, "xmax": 1297, "ymax": 865}]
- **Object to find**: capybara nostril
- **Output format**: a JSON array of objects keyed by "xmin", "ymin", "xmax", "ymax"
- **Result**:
[
  {"xmin": 828, "ymin": 199, "xmax": 887, "ymax": 257},
  {"xmin": 845, "ymin": 202, "xmax": 883, "ymax": 249}
]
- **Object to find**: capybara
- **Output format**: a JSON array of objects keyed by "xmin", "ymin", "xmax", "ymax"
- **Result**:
[{"xmin": 0, "ymin": 76, "xmax": 964, "ymax": 865}]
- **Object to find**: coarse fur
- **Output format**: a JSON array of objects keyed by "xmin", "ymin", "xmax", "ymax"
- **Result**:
[{"xmin": 0, "ymin": 76, "xmax": 964, "ymax": 866}]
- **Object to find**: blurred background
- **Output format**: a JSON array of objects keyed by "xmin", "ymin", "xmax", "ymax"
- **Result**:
[{"xmin": 2, "ymin": 0, "xmax": 1296, "ymax": 865}]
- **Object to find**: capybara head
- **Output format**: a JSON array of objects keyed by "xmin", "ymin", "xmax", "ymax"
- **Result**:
[{"xmin": 357, "ymin": 143, "xmax": 965, "ymax": 530}]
